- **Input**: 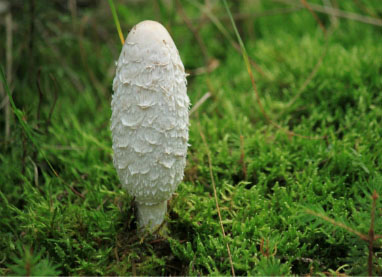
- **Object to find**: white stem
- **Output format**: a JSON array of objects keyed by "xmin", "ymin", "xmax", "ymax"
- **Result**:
[{"xmin": 136, "ymin": 201, "xmax": 167, "ymax": 231}]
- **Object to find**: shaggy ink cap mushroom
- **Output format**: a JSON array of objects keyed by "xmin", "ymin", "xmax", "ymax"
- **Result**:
[{"xmin": 111, "ymin": 20, "xmax": 189, "ymax": 231}]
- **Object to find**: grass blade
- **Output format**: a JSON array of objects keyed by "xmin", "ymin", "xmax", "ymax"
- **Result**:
[
  {"xmin": 108, "ymin": 0, "xmax": 125, "ymax": 45},
  {"xmin": 222, "ymin": 0, "xmax": 325, "ymax": 140},
  {"xmin": 0, "ymin": 65, "xmax": 58, "ymax": 177},
  {"xmin": 222, "ymin": 0, "xmax": 269, "ymax": 122},
  {"xmin": 0, "ymin": 66, "xmax": 34, "ymax": 141}
]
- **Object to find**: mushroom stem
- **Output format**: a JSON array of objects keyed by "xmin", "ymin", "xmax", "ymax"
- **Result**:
[{"xmin": 136, "ymin": 200, "xmax": 167, "ymax": 231}]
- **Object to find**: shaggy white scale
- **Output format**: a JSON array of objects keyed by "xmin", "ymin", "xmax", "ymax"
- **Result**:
[{"xmin": 111, "ymin": 20, "xmax": 190, "ymax": 231}]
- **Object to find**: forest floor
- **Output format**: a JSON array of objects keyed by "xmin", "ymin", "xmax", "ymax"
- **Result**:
[{"xmin": 1, "ymin": 0, "xmax": 382, "ymax": 275}]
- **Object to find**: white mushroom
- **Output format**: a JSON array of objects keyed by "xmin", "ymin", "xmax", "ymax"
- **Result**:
[{"xmin": 111, "ymin": 20, "xmax": 189, "ymax": 231}]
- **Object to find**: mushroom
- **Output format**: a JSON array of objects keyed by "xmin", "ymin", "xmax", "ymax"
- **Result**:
[{"xmin": 111, "ymin": 20, "xmax": 189, "ymax": 231}]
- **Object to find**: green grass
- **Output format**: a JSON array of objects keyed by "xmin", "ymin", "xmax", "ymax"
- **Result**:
[{"xmin": 1, "ymin": 0, "xmax": 382, "ymax": 275}]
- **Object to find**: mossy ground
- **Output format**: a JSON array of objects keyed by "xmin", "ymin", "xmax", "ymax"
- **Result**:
[{"xmin": 1, "ymin": 0, "xmax": 382, "ymax": 275}]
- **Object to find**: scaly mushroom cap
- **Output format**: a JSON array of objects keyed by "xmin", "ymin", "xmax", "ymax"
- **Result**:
[{"xmin": 111, "ymin": 21, "xmax": 189, "ymax": 207}]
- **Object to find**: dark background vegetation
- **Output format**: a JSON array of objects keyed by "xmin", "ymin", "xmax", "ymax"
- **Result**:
[{"xmin": 1, "ymin": 0, "xmax": 382, "ymax": 275}]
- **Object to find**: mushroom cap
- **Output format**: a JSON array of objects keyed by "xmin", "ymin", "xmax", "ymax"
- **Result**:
[
  {"xmin": 111, "ymin": 20, "xmax": 189, "ymax": 206},
  {"xmin": 126, "ymin": 20, "xmax": 177, "ymax": 55}
]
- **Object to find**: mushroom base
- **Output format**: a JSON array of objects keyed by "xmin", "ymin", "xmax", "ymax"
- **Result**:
[{"xmin": 136, "ymin": 200, "xmax": 167, "ymax": 232}]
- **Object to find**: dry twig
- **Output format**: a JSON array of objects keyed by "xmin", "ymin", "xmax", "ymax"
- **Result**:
[
  {"xmin": 176, "ymin": 0, "xmax": 210, "ymax": 64},
  {"xmin": 307, "ymin": 190, "xmax": 382, "ymax": 276},
  {"xmin": 187, "ymin": 0, "xmax": 268, "ymax": 79},
  {"xmin": 198, "ymin": 121, "xmax": 235, "ymax": 277},
  {"xmin": 322, "ymin": 0, "xmax": 338, "ymax": 27},
  {"xmin": 306, "ymin": 209, "xmax": 369, "ymax": 241},
  {"xmin": 223, "ymin": 0, "xmax": 326, "ymax": 141},
  {"xmin": 284, "ymin": 41, "xmax": 328, "ymax": 110},
  {"xmin": 368, "ymin": 190, "xmax": 378, "ymax": 276},
  {"xmin": 274, "ymin": 0, "xmax": 382, "ymax": 27},
  {"xmin": 300, "ymin": 0, "xmax": 326, "ymax": 34},
  {"xmin": 190, "ymin": 92, "xmax": 211, "ymax": 116},
  {"xmin": 281, "ymin": 0, "xmax": 331, "ymax": 113},
  {"xmin": 189, "ymin": 59, "xmax": 220, "ymax": 76},
  {"xmin": 190, "ymin": 6, "xmax": 302, "ymax": 24}
]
